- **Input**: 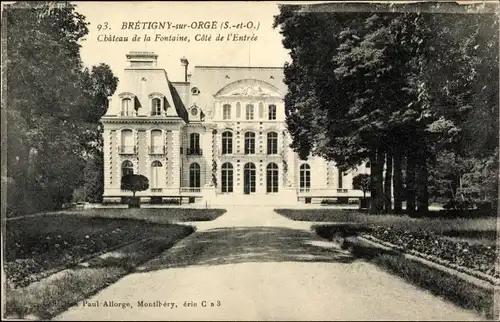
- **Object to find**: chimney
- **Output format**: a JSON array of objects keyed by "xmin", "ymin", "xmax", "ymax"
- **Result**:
[
  {"xmin": 180, "ymin": 56, "xmax": 189, "ymax": 82},
  {"xmin": 126, "ymin": 51, "xmax": 158, "ymax": 68}
]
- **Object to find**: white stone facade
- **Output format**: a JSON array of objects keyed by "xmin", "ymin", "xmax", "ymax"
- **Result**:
[{"xmin": 101, "ymin": 52, "xmax": 370, "ymax": 204}]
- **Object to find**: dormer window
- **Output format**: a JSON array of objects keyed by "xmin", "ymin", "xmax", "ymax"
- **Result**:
[
  {"xmin": 148, "ymin": 93, "xmax": 165, "ymax": 116},
  {"xmin": 121, "ymin": 98, "xmax": 133, "ymax": 116},
  {"xmin": 191, "ymin": 87, "xmax": 200, "ymax": 95},
  {"xmin": 151, "ymin": 98, "xmax": 162, "ymax": 116}
]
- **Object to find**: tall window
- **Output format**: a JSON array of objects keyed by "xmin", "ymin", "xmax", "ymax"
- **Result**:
[
  {"xmin": 150, "ymin": 130, "xmax": 162, "ymax": 154},
  {"xmin": 338, "ymin": 169, "xmax": 343, "ymax": 189},
  {"xmin": 267, "ymin": 132, "xmax": 278, "ymax": 155},
  {"xmin": 221, "ymin": 162, "xmax": 233, "ymax": 193},
  {"xmin": 300, "ymin": 164, "xmax": 311, "ymax": 190},
  {"xmin": 121, "ymin": 129, "xmax": 134, "ymax": 153},
  {"xmin": 222, "ymin": 131, "xmax": 233, "ymax": 154},
  {"xmin": 266, "ymin": 163, "xmax": 279, "ymax": 193},
  {"xmin": 189, "ymin": 133, "xmax": 200, "ymax": 154},
  {"xmin": 258, "ymin": 102, "xmax": 264, "ymax": 118},
  {"xmin": 223, "ymin": 104, "xmax": 231, "ymax": 120},
  {"xmin": 244, "ymin": 163, "xmax": 256, "ymax": 194},
  {"xmin": 268, "ymin": 104, "xmax": 277, "ymax": 120},
  {"xmin": 122, "ymin": 98, "xmax": 133, "ymax": 116},
  {"xmin": 236, "ymin": 102, "xmax": 241, "ymax": 118},
  {"xmin": 151, "ymin": 98, "xmax": 162, "ymax": 116},
  {"xmin": 122, "ymin": 160, "xmax": 134, "ymax": 177},
  {"xmin": 244, "ymin": 132, "xmax": 255, "ymax": 154},
  {"xmin": 189, "ymin": 163, "xmax": 201, "ymax": 187},
  {"xmin": 245, "ymin": 104, "xmax": 254, "ymax": 120},
  {"xmin": 151, "ymin": 161, "xmax": 162, "ymax": 188}
]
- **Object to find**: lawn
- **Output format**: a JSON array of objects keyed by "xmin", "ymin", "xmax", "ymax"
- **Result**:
[
  {"xmin": 4, "ymin": 213, "xmax": 196, "ymax": 319},
  {"xmin": 275, "ymin": 209, "xmax": 496, "ymax": 246},
  {"xmin": 276, "ymin": 209, "xmax": 498, "ymax": 279},
  {"xmin": 46, "ymin": 207, "xmax": 227, "ymax": 223},
  {"xmin": 276, "ymin": 208, "xmax": 498, "ymax": 319},
  {"xmin": 5, "ymin": 213, "xmax": 201, "ymax": 288}
]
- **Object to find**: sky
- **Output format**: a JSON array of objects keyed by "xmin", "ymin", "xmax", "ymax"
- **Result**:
[{"xmin": 74, "ymin": 1, "xmax": 292, "ymax": 82}]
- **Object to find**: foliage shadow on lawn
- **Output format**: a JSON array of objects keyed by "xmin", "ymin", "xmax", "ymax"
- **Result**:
[
  {"xmin": 139, "ymin": 226, "xmax": 357, "ymax": 272},
  {"xmin": 313, "ymin": 224, "xmax": 495, "ymax": 320}
]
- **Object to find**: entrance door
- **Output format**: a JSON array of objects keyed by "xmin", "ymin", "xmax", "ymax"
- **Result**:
[{"xmin": 243, "ymin": 163, "xmax": 256, "ymax": 194}]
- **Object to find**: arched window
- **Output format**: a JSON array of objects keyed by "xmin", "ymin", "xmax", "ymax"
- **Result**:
[
  {"xmin": 243, "ymin": 162, "xmax": 256, "ymax": 194},
  {"xmin": 267, "ymin": 132, "xmax": 278, "ymax": 155},
  {"xmin": 151, "ymin": 98, "xmax": 162, "ymax": 116},
  {"xmin": 120, "ymin": 129, "xmax": 134, "ymax": 154},
  {"xmin": 122, "ymin": 160, "xmax": 134, "ymax": 177},
  {"xmin": 189, "ymin": 133, "xmax": 201, "ymax": 155},
  {"xmin": 268, "ymin": 104, "xmax": 277, "ymax": 120},
  {"xmin": 122, "ymin": 98, "xmax": 133, "ymax": 116},
  {"xmin": 222, "ymin": 131, "xmax": 233, "ymax": 155},
  {"xmin": 223, "ymin": 104, "xmax": 231, "ymax": 120},
  {"xmin": 221, "ymin": 162, "xmax": 233, "ymax": 193},
  {"xmin": 300, "ymin": 164, "xmax": 311, "ymax": 191},
  {"xmin": 189, "ymin": 163, "xmax": 201, "ymax": 188},
  {"xmin": 236, "ymin": 102, "xmax": 241, "ymax": 118},
  {"xmin": 245, "ymin": 104, "xmax": 254, "ymax": 120},
  {"xmin": 266, "ymin": 163, "xmax": 279, "ymax": 193},
  {"xmin": 244, "ymin": 132, "xmax": 255, "ymax": 154},
  {"xmin": 258, "ymin": 102, "xmax": 264, "ymax": 118},
  {"xmin": 151, "ymin": 161, "xmax": 162, "ymax": 188}
]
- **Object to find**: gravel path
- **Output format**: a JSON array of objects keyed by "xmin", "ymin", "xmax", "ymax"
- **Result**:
[{"xmin": 55, "ymin": 206, "xmax": 481, "ymax": 321}]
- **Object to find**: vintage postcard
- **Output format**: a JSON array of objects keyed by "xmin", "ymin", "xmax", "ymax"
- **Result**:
[{"xmin": 2, "ymin": 1, "xmax": 499, "ymax": 321}]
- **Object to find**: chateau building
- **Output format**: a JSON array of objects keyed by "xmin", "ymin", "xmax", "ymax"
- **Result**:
[{"xmin": 101, "ymin": 52, "xmax": 370, "ymax": 205}]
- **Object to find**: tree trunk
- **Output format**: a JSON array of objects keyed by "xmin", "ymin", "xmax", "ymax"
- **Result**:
[
  {"xmin": 369, "ymin": 151, "xmax": 377, "ymax": 213},
  {"xmin": 370, "ymin": 148, "xmax": 385, "ymax": 214},
  {"xmin": 406, "ymin": 153, "xmax": 416, "ymax": 214},
  {"xmin": 416, "ymin": 161, "xmax": 429, "ymax": 213},
  {"xmin": 133, "ymin": 191, "xmax": 136, "ymax": 197},
  {"xmin": 393, "ymin": 149, "xmax": 403, "ymax": 213},
  {"xmin": 384, "ymin": 153, "xmax": 393, "ymax": 213}
]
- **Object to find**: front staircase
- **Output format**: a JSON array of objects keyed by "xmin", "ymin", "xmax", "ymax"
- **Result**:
[{"xmin": 207, "ymin": 193, "xmax": 299, "ymax": 207}]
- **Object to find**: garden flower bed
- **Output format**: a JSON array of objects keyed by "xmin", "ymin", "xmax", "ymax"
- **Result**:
[
  {"xmin": 366, "ymin": 226, "xmax": 499, "ymax": 280},
  {"xmin": 5, "ymin": 215, "xmax": 195, "ymax": 288}
]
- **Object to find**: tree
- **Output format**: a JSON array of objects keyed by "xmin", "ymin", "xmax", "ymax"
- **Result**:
[
  {"xmin": 83, "ymin": 154, "xmax": 104, "ymax": 203},
  {"xmin": 5, "ymin": 1, "xmax": 90, "ymax": 214},
  {"xmin": 352, "ymin": 174, "xmax": 370, "ymax": 198},
  {"xmin": 80, "ymin": 64, "xmax": 118, "ymax": 203},
  {"xmin": 275, "ymin": 4, "xmax": 498, "ymax": 216},
  {"xmin": 121, "ymin": 174, "xmax": 149, "ymax": 198}
]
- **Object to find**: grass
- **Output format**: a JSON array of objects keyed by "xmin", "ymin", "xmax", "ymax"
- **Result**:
[
  {"xmin": 5, "ymin": 232, "xmax": 194, "ymax": 320},
  {"xmin": 6, "ymin": 208, "xmax": 224, "ymax": 285},
  {"xmin": 275, "ymin": 209, "xmax": 496, "ymax": 245},
  {"xmin": 28, "ymin": 207, "xmax": 227, "ymax": 223},
  {"xmin": 344, "ymin": 239, "xmax": 495, "ymax": 320}
]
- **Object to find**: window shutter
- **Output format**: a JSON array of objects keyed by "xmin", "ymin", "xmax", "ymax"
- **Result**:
[
  {"xmin": 163, "ymin": 96, "xmax": 169, "ymax": 111},
  {"xmin": 134, "ymin": 96, "xmax": 141, "ymax": 110}
]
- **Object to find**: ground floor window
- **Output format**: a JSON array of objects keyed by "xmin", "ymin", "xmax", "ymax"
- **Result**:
[
  {"xmin": 221, "ymin": 162, "xmax": 233, "ymax": 193},
  {"xmin": 189, "ymin": 163, "xmax": 201, "ymax": 187},
  {"xmin": 243, "ymin": 162, "xmax": 256, "ymax": 194},
  {"xmin": 151, "ymin": 160, "xmax": 162, "ymax": 188},
  {"xmin": 266, "ymin": 163, "xmax": 279, "ymax": 193},
  {"xmin": 122, "ymin": 160, "xmax": 134, "ymax": 177},
  {"xmin": 300, "ymin": 164, "xmax": 311, "ymax": 190}
]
